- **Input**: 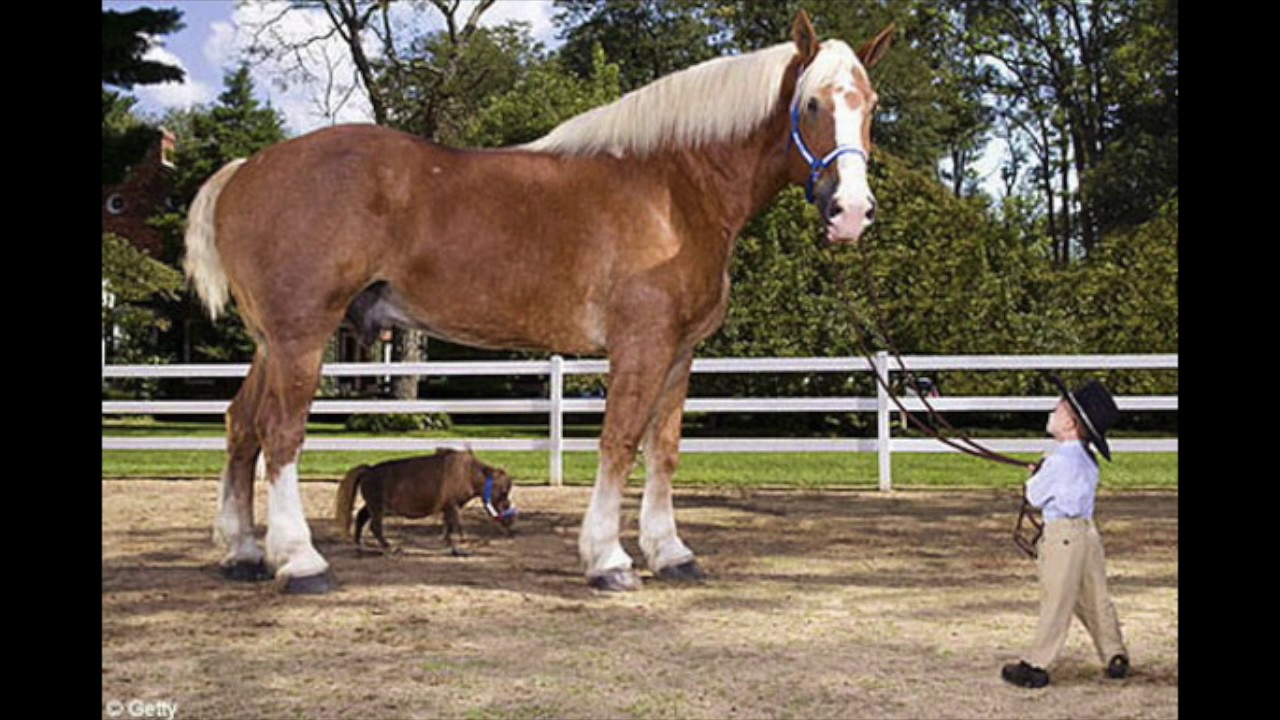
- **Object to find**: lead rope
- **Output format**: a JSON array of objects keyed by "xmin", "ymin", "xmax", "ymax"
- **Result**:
[{"xmin": 834, "ymin": 243, "xmax": 1031, "ymax": 469}]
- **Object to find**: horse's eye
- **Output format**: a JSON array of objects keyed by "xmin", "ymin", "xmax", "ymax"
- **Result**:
[{"xmin": 806, "ymin": 97, "xmax": 819, "ymax": 114}]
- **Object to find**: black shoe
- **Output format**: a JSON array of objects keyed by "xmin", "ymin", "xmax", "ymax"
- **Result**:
[
  {"xmin": 1002, "ymin": 661, "xmax": 1050, "ymax": 688},
  {"xmin": 1107, "ymin": 654, "xmax": 1129, "ymax": 679}
]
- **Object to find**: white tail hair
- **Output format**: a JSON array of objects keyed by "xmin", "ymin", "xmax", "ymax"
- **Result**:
[{"xmin": 183, "ymin": 158, "xmax": 246, "ymax": 321}]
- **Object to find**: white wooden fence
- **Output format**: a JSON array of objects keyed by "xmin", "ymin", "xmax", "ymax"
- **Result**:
[{"xmin": 102, "ymin": 353, "xmax": 1178, "ymax": 490}]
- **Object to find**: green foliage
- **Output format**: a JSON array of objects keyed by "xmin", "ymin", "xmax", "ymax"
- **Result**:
[
  {"xmin": 103, "ymin": 233, "xmax": 184, "ymax": 370},
  {"xmin": 699, "ymin": 150, "xmax": 1176, "ymax": 423},
  {"xmin": 343, "ymin": 413, "xmax": 454, "ymax": 434},
  {"xmin": 554, "ymin": 0, "xmax": 725, "ymax": 92},
  {"xmin": 171, "ymin": 65, "xmax": 288, "ymax": 207},
  {"xmin": 1047, "ymin": 196, "xmax": 1178, "ymax": 395},
  {"xmin": 461, "ymin": 45, "xmax": 622, "ymax": 147},
  {"xmin": 102, "ymin": 91, "xmax": 160, "ymax": 185},
  {"xmin": 102, "ymin": 233, "xmax": 183, "ymax": 305},
  {"xmin": 102, "ymin": 7, "xmax": 185, "ymax": 90},
  {"xmin": 102, "ymin": 6, "xmax": 185, "ymax": 185},
  {"xmin": 380, "ymin": 22, "xmax": 547, "ymax": 143}
]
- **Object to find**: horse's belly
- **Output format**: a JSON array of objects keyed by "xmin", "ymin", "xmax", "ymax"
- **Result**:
[{"xmin": 369, "ymin": 277, "xmax": 608, "ymax": 355}]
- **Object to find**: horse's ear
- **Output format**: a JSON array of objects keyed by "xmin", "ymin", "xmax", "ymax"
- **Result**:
[
  {"xmin": 791, "ymin": 9, "xmax": 819, "ymax": 66},
  {"xmin": 857, "ymin": 23, "xmax": 896, "ymax": 69}
]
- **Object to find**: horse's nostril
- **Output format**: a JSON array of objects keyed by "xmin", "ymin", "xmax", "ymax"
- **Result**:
[
  {"xmin": 866, "ymin": 199, "xmax": 877, "ymax": 224},
  {"xmin": 829, "ymin": 201, "xmax": 843, "ymax": 218}
]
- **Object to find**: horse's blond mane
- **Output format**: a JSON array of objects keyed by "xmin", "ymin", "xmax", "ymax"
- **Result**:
[{"xmin": 522, "ymin": 40, "xmax": 861, "ymax": 158}]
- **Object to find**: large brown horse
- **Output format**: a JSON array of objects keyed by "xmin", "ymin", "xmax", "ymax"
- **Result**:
[{"xmin": 184, "ymin": 11, "xmax": 892, "ymax": 593}]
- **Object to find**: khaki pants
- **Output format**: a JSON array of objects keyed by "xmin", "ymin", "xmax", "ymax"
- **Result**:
[{"xmin": 1025, "ymin": 518, "xmax": 1127, "ymax": 669}]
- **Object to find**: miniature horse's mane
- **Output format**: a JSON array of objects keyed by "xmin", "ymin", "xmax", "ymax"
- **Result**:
[{"xmin": 522, "ymin": 40, "xmax": 861, "ymax": 159}]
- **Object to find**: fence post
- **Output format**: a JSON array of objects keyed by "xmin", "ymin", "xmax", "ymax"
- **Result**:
[
  {"xmin": 549, "ymin": 354, "xmax": 564, "ymax": 487},
  {"xmin": 875, "ymin": 350, "xmax": 892, "ymax": 491}
]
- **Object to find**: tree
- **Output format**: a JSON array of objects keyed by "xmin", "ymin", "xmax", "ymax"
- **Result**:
[
  {"xmin": 553, "ymin": 0, "xmax": 725, "ymax": 92},
  {"xmin": 461, "ymin": 43, "xmax": 621, "ymax": 148},
  {"xmin": 170, "ymin": 65, "xmax": 289, "ymax": 208},
  {"xmin": 953, "ymin": 0, "xmax": 1177, "ymax": 263},
  {"xmin": 102, "ymin": 7, "xmax": 185, "ymax": 90},
  {"xmin": 103, "ymin": 233, "xmax": 184, "ymax": 369},
  {"xmin": 102, "ymin": 6, "xmax": 185, "ymax": 185}
]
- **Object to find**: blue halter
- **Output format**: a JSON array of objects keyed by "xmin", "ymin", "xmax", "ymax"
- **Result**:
[
  {"xmin": 789, "ymin": 101, "xmax": 867, "ymax": 205},
  {"xmin": 482, "ymin": 473, "xmax": 518, "ymax": 523}
]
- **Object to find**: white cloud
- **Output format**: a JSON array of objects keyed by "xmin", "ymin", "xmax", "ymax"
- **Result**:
[
  {"xmin": 480, "ymin": 0, "xmax": 559, "ymax": 46},
  {"xmin": 133, "ymin": 44, "xmax": 215, "ymax": 112},
  {"xmin": 203, "ymin": 20, "xmax": 238, "ymax": 70}
]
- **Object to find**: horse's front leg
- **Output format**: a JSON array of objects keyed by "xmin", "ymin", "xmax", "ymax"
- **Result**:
[
  {"xmin": 443, "ymin": 505, "xmax": 470, "ymax": 557},
  {"xmin": 580, "ymin": 338, "xmax": 678, "ymax": 592},
  {"xmin": 640, "ymin": 353, "xmax": 704, "ymax": 582}
]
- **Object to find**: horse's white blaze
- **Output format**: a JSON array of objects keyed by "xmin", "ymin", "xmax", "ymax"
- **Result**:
[
  {"xmin": 578, "ymin": 466, "xmax": 634, "ymax": 576},
  {"xmin": 829, "ymin": 94, "xmax": 874, "ymax": 242},
  {"xmin": 639, "ymin": 471, "xmax": 694, "ymax": 571},
  {"xmin": 265, "ymin": 461, "xmax": 329, "ymax": 579},
  {"xmin": 213, "ymin": 465, "xmax": 264, "ymax": 566}
]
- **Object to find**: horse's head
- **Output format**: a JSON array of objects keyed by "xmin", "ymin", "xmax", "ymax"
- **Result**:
[
  {"xmin": 478, "ymin": 462, "xmax": 518, "ymax": 530},
  {"xmin": 788, "ymin": 12, "xmax": 894, "ymax": 245}
]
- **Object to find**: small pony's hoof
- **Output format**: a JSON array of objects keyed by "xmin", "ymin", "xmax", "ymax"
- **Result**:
[
  {"xmin": 655, "ymin": 560, "xmax": 707, "ymax": 583},
  {"xmin": 278, "ymin": 571, "xmax": 337, "ymax": 595},
  {"xmin": 587, "ymin": 568, "xmax": 642, "ymax": 593},
  {"xmin": 220, "ymin": 560, "xmax": 271, "ymax": 582},
  {"xmin": 447, "ymin": 547, "xmax": 472, "ymax": 558}
]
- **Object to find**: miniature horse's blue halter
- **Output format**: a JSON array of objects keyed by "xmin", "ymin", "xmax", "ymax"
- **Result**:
[
  {"xmin": 482, "ymin": 473, "xmax": 518, "ymax": 523},
  {"xmin": 790, "ymin": 96, "xmax": 867, "ymax": 205}
]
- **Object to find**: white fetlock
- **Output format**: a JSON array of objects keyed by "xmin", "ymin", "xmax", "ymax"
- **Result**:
[
  {"xmin": 213, "ymin": 468, "xmax": 263, "ymax": 566},
  {"xmin": 579, "ymin": 470, "xmax": 634, "ymax": 578},
  {"xmin": 265, "ymin": 462, "xmax": 330, "ymax": 579},
  {"xmin": 581, "ymin": 535, "xmax": 635, "ymax": 578},
  {"xmin": 641, "ymin": 533, "xmax": 695, "ymax": 573}
]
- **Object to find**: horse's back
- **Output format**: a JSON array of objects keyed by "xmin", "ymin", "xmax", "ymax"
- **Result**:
[{"xmin": 368, "ymin": 453, "xmax": 456, "ymax": 519}]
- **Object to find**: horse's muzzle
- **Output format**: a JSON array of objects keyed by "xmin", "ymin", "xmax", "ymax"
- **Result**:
[{"xmin": 824, "ymin": 195, "xmax": 875, "ymax": 245}]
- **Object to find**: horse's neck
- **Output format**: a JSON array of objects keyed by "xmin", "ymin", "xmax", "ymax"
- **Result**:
[{"xmin": 666, "ymin": 106, "xmax": 795, "ymax": 241}]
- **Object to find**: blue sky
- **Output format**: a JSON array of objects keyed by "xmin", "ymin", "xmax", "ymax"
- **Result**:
[{"xmin": 103, "ymin": 0, "xmax": 559, "ymax": 135}]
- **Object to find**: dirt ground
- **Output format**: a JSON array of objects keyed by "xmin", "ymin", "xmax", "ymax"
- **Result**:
[{"xmin": 102, "ymin": 480, "xmax": 1177, "ymax": 719}]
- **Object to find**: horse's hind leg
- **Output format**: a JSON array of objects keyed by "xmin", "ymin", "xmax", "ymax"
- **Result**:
[
  {"xmin": 257, "ymin": 335, "xmax": 335, "ymax": 593},
  {"xmin": 640, "ymin": 353, "xmax": 703, "ymax": 582},
  {"xmin": 214, "ymin": 352, "xmax": 270, "ymax": 581}
]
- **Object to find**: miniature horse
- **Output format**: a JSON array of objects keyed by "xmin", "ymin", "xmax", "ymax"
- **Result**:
[
  {"xmin": 334, "ymin": 449, "xmax": 516, "ymax": 556},
  {"xmin": 184, "ymin": 10, "xmax": 892, "ymax": 593}
]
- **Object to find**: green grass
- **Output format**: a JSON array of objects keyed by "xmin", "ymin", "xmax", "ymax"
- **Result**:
[{"xmin": 101, "ymin": 418, "xmax": 1177, "ymax": 489}]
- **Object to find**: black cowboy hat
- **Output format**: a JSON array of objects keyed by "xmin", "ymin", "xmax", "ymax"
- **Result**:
[{"xmin": 1049, "ymin": 375, "xmax": 1120, "ymax": 462}]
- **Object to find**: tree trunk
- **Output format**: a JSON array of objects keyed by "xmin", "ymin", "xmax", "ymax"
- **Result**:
[{"xmin": 392, "ymin": 328, "xmax": 424, "ymax": 400}]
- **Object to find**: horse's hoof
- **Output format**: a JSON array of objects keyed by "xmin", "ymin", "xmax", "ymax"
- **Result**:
[
  {"xmin": 220, "ymin": 560, "xmax": 271, "ymax": 582},
  {"xmin": 278, "ymin": 571, "xmax": 337, "ymax": 595},
  {"xmin": 448, "ymin": 547, "xmax": 471, "ymax": 558},
  {"xmin": 587, "ymin": 568, "xmax": 642, "ymax": 593},
  {"xmin": 655, "ymin": 560, "xmax": 707, "ymax": 583}
]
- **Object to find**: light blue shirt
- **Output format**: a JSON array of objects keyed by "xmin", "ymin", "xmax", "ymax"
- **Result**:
[{"xmin": 1025, "ymin": 440, "xmax": 1098, "ymax": 520}]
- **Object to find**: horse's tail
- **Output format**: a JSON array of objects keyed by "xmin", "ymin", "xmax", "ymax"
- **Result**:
[
  {"xmin": 183, "ymin": 158, "xmax": 247, "ymax": 321},
  {"xmin": 334, "ymin": 464, "xmax": 369, "ymax": 537}
]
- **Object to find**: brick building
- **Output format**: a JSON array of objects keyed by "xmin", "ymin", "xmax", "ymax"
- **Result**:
[{"xmin": 102, "ymin": 127, "xmax": 176, "ymax": 258}]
